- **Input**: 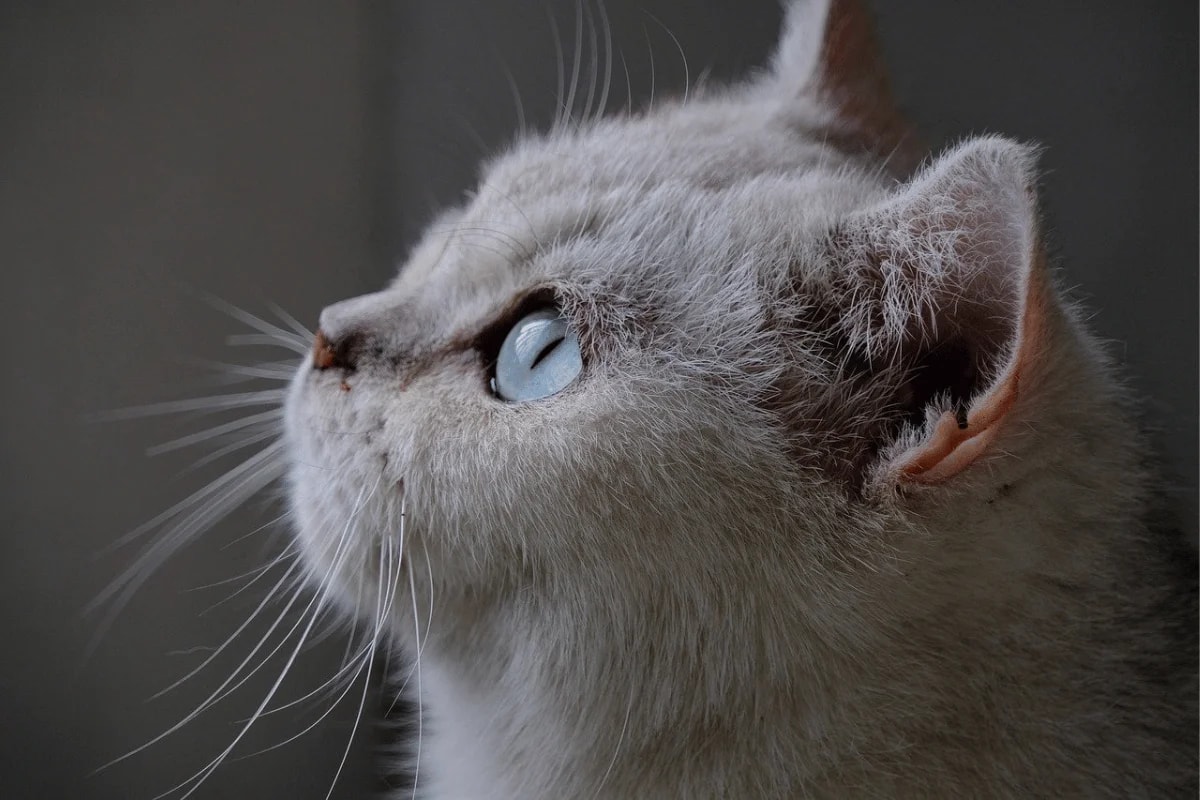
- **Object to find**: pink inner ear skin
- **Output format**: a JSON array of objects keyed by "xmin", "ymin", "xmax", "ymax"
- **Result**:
[{"xmin": 894, "ymin": 256, "xmax": 1050, "ymax": 486}]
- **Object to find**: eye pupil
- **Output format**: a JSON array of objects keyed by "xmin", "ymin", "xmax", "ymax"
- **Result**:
[{"xmin": 530, "ymin": 336, "xmax": 565, "ymax": 369}]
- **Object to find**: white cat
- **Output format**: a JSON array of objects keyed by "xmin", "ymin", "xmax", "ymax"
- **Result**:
[{"xmin": 283, "ymin": 0, "xmax": 1197, "ymax": 796}]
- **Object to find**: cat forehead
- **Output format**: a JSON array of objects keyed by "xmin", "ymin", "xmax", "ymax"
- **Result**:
[
  {"xmin": 486, "ymin": 99, "xmax": 861, "ymax": 207},
  {"xmin": 387, "ymin": 99, "xmax": 887, "ymax": 333}
]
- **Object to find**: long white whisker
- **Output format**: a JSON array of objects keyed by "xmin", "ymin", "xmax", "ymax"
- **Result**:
[
  {"xmin": 202, "ymin": 295, "xmax": 311, "ymax": 351},
  {"xmin": 158, "ymin": 593, "xmax": 335, "ymax": 800},
  {"xmin": 582, "ymin": 0, "xmax": 599, "ymax": 126},
  {"xmin": 548, "ymin": 5, "xmax": 566, "ymax": 134},
  {"xmin": 266, "ymin": 302, "xmax": 314, "ymax": 340},
  {"xmin": 182, "ymin": 358, "xmax": 299, "ymax": 382},
  {"xmin": 498, "ymin": 58, "xmax": 528, "ymax": 138},
  {"xmin": 99, "ymin": 568, "xmax": 312, "ymax": 774},
  {"xmin": 141, "ymin": 479, "xmax": 378, "ymax": 799},
  {"xmin": 150, "ymin": 558, "xmax": 303, "ymax": 700},
  {"xmin": 236, "ymin": 648, "xmax": 372, "ymax": 762},
  {"xmin": 96, "ymin": 441, "xmax": 285, "ymax": 558},
  {"xmin": 97, "ymin": 479, "xmax": 371, "ymax": 776},
  {"xmin": 185, "ymin": 538, "xmax": 292, "ymax": 595},
  {"xmin": 389, "ymin": 533, "xmax": 435, "ymax": 712},
  {"xmin": 198, "ymin": 478, "xmax": 382, "ymax": 713},
  {"xmin": 184, "ymin": 425, "xmax": 283, "ymax": 472},
  {"xmin": 407, "ymin": 553, "xmax": 424, "ymax": 800},
  {"xmin": 225, "ymin": 333, "xmax": 309, "ymax": 354},
  {"xmin": 642, "ymin": 11, "xmax": 688, "ymax": 105},
  {"xmin": 86, "ymin": 455, "xmax": 286, "ymax": 664},
  {"xmin": 94, "ymin": 389, "xmax": 288, "ymax": 422},
  {"xmin": 324, "ymin": 523, "xmax": 400, "ymax": 800},
  {"xmin": 563, "ymin": 0, "xmax": 584, "ymax": 131},
  {"xmin": 643, "ymin": 25, "xmax": 656, "ymax": 113},
  {"xmin": 253, "ymin": 635, "xmax": 374, "ymax": 721},
  {"xmin": 594, "ymin": 0, "xmax": 613, "ymax": 123},
  {"xmin": 147, "ymin": 409, "xmax": 283, "ymax": 457},
  {"xmin": 218, "ymin": 509, "xmax": 294, "ymax": 553}
]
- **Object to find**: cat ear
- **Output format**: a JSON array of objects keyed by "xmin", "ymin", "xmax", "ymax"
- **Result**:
[
  {"xmin": 823, "ymin": 136, "xmax": 1050, "ymax": 488},
  {"xmin": 889, "ymin": 138, "xmax": 1049, "ymax": 487},
  {"xmin": 769, "ymin": 0, "xmax": 914, "ymax": 164}
]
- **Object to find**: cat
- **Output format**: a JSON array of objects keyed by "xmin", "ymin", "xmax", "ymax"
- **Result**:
[{"xmin": 280, "ymin": 0, "xmax": 1199, "ymax": 797}]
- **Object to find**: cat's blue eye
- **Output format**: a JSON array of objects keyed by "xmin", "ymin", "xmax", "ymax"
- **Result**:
[{"xmin": 492, "ymin": 308, "xmax": 582, "ymax": 402}]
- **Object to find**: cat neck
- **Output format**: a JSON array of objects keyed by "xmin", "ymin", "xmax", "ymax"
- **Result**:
[{"xmin": 398, "ymin": 361, "xmax": 1164, "ymax": 799}]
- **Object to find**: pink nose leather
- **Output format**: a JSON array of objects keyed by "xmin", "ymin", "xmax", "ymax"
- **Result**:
[{"xmin": 312, "ymin": 328, "xmax": 361, "ymax": 371}]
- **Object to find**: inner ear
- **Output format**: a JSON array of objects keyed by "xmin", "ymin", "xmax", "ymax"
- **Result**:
[
  {"xmin": 897, "ymin": 339, "xmax": 980, "ymax": 432},
  {"xmin": 780, "ymin": 137, "xmax": 1048, "ymax": 491},
  {"xmin": 889, "ymin": 262, "xmax": 1049, "ymax": 486},
  {"xmin": 893, "ymin": 270, "xmax": 1025, "ymax": 430}
]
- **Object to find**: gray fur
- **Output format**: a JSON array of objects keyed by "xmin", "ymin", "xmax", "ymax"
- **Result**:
[{"xmin": 284, "ymin": 1, "xmax": 1198, "ymax": 796}]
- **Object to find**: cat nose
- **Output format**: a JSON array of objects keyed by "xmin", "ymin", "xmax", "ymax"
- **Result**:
[
  {"xmin": 314, "ymin": 291, "xmax": 396, "ymax": 371},
  {"xmin": 311, "ymin": 327, "xmax": 363, "ymax": 371}
]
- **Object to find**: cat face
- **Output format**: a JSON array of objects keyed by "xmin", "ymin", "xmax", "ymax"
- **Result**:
[
  {"xmin": 284, "ymin": 0, "xmax": 1043, "ymax": 657},
  {"xmin": 285, "ymin": 105, "xmax": 866, "ymax": 631}
]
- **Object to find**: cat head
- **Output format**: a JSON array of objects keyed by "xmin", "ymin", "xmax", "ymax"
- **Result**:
[{"xmin": 284, "ymin": 0, "xmax": 1098, "ymax": 665}]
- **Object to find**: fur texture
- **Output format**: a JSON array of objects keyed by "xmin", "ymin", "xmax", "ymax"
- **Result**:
[{"xmin": 284, "ymin": 1, "xmax": 1198, "ymax": 796}]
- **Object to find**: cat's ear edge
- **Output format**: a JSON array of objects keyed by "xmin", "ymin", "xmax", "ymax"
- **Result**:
[
  {"xmin": 878, "ymin": 138, "xmax": 1052, "ymax": 487},
  {"xmin": 770, "ymin": 0, "xmax": 917, "ymax": 167}
]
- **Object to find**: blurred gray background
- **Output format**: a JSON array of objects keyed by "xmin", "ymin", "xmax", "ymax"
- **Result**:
[{"xmin": 2, "ymin": 1, "xmax": 1195, "ymax": 798}]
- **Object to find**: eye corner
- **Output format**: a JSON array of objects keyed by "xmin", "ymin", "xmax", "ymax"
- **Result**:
[{"xmin": 473, "ymin": 285, "xmax": 561, "ymax": 364}]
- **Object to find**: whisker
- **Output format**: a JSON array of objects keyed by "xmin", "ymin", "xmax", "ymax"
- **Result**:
[
  {"xmin": 498, "ymin": 58, "xmax": 528, "ymax": 139},
  {"xmin": 236, "ymin": 648, "xmax": 372, "ymax": 762},
  {"xmin": 254, "ymin": 635, "xmax": 374, "ymax": 722},
  {"xmin": 563, "ymin": 0, "xmax": 584, "ymax": 132},
  {"xmin": 202, "ymin": 295, "xmax": 311, "ymax": 352},
  {"xmin": 180, "ymin": 357, "xmax": 300, "ymax": 383},
  {"xmin": 98, "ymin": 566, "xmax": 311, "ymax": 773},
  {"xmin": 324, "ymin": 525, "xmax": 400, "ymax": 800},
  {"xmin": 153, "ymin": 593, "xmax": 335, "ymax": 800},
  {"xmin": 582, "ymin": 0, "xmax": 599, "ymax": 127},
  {"xmin": 643, "ymin": 25, "xmax": 657, "ymax": 113},
  {"xmin": 407, "ymin": 552, "xmax": 424, "ymax": 800},
  {"xmin": 225, "ymin": 333, "xmax": 310, "ymax": 354},
  {"xmin": 112, "ymin": 479, "xmax": 376, "ymax": 795},
  {"xmin": 193, "ymin": 480, "xmax": 381, "ymax": 712},
  {"xmin": 86, "ymin": 447, "xmax": 287, "ymax": 659},
  {"xmin": 149, "ymin": 558, "xmax": 304, "ymax": 701},
  {"xmin": 548, "ymin": 4, "xmax": 566, "ymax": 134},
  {"xmin": 146, "ymin": 409, "xmax": 283, "ymax": 457},
  {"xmin": 594, "ymin": 0, "xmax": 613, "ymax": 124},
  {"xmin": 92, "ymin": 440, "xmax": 285, "ymax": 562},
  {"xmin": 188, "ymin": 544, "xmax": 292, "ymax": 609},
  {"xmin": 94, "ymin": 389, "xmax": 288, "ymax": 422},
  {"xmin": 643, "ymin": 11, "xmax": 689, "ymax": 105},
  {"xmin": 217, "ymin": 509, "xmax": 294, "ymax": 554},
  {"xmin": 184, "ymin": 425, "xmax": 283, "ymax": 472},
  {"xmin": 266, "ymin": 302, "xmax": 314, "ymax": 341},
  {"xmin": 388, "ymin": 533, "xmax": 435, "ymax": 712}
]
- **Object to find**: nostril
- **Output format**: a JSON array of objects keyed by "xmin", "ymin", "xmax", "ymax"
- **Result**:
[
  {"xmin": 311, "ymin": 328, "xmax": 362, "ymax": 371},
  {"xmin": 312, "ymin": 329, "xmax": 336, "ymax": 369}
]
